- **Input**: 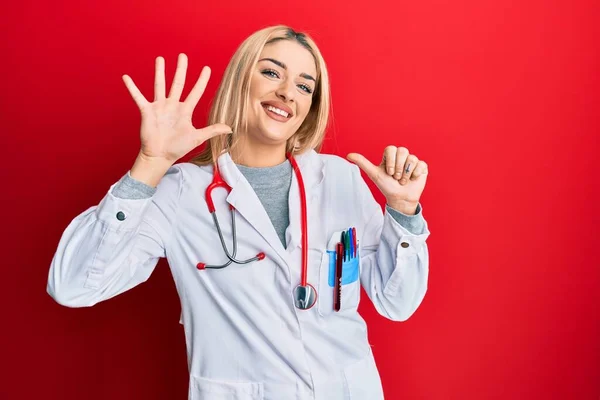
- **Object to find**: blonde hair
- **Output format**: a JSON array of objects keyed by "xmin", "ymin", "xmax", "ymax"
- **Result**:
[{"xmin": 189, "ymin": 25, "xmax": 331, "ymax": 166}]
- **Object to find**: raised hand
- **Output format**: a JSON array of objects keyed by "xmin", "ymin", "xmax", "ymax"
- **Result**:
[{"xmin": 122, "ymin": 53, "xmax": 232, "ymax": 165}]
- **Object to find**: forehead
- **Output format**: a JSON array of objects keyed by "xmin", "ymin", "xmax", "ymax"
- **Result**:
[{"xmin": 258, "ymin": 40, "xmax": 317, "ymax": 77}]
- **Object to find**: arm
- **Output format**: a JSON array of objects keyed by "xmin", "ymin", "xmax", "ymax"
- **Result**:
[
  {"xmin": 354, "ymin": 165, "xmax": 431, "ymax": 321},
  {"xmin": 46, "ymin": 164, "xmax": 182, "ymax": 308}
]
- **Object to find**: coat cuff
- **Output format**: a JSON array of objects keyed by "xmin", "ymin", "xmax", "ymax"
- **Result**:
[
  {"xmin": 381, "ymin": 204, "xmax": 430, "ymax": 257},
  {"xmin": 385, "ymin": 203, "xmax": 426, "ymax": 235},
  {"xmin": 97, "ymin": 173, "xmax": 155, "ymax": 232},
  {"xmin": 111, "ymin": 170, "xmax": 157, "ymax": 200}
]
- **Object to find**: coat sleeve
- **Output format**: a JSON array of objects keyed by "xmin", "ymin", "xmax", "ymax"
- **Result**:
[
  {"xmin": 46, "ymin": 165, "xmax": 182, "ymax": 308},
  {"xmin": 352, "ymin": 164, "xmax": 431, "ymax": 321}
]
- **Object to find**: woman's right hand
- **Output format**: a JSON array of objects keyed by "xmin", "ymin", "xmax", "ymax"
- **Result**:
[{"xmin": 122, "ymin": 53, "xmax": 232, "ymax": 165}]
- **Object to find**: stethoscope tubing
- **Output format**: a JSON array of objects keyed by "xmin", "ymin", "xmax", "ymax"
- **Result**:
[
  {"xmin": 288, "ymin": 154, "xmax": 308, "ymax": 287},
  {"xmin": 211, "ymin": 211, "xmax": 264, "ymax": 266}
]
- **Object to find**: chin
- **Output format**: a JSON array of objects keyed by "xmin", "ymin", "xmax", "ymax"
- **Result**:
[
  {"xmin": 246, "ymin": 109, "xmax": 298, "ymax": 146},
  {"xmin": 257, "ymin": 130, "xmax": 292, "ymax": 145},
  {"xmin": 255, "ymin": 122, "xmax": 294, "ymax": 144}
]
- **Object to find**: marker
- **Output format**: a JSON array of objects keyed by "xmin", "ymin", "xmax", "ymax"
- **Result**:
[
  {"xmin": 334, "ymin": 243, "xmax": 343, "ymax": 311},
  {"xmin": 341, "ymin": 231, "xmax": 346, "ymax": 261},
  {"xmin": 348, "ymin": 228, "xmax": 354, "ymax": 259}
]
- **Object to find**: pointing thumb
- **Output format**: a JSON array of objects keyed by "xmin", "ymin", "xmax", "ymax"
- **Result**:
[{"xmin": 347, "ymin": 153, "xmax": 379, "ymax": 180}]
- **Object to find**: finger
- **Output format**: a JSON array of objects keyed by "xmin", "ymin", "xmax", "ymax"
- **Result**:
[
  {"xmin": 347, "ymin": 153, "xmax": 380, "ymax": 182},
  {"xmin": 183, "ymin": 66, "xmax": 211, "ymax": 114},
  {"xmin": 122, "ymin": 74, "xmax": 150, "ymax": 111},
  {"xmin": 381, "ymin": 146, "xmax": 397, "ymax": 176},
  {"xmin": 393, "ymin": 147, "xmax": 409, "ymax": 180},
  {"xmin": 410, "ymin": 161, "xmax": 428, "ymax": 180},
  {"xmin": 154, "ymin": 56, "xmax": 166, "ymax": 101},
  {"xmin": 194, "ymin": 123, "xmax": 233, "ymax": 145},
  {"xmin": 168, "ymin": 53, "xmax": 188, "ymax": 101},
  {"xmin": 400, "ymin": 154, "xmax": 419, "ymax": 185}
]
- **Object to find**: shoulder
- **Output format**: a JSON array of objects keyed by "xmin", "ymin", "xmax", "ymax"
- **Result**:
[
  {"xmin": 170, "ymin": 162, "xmax": 213, "ymax": 184},
  {"xmin": 313, "ymin": 151, "xmax": 374, "ymax": 204},
  {"xmin": 315, "ymin": 152, "xmax": 361, "ymax": 180},
  {"xmin": 319, "ymin": 153, "xmax": 356, "ymax": 168},
  {"xmin": 153, "ymin": 162, "xmax": 213, "ymax": 202}
]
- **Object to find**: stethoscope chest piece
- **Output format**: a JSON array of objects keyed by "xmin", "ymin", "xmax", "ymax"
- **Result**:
[{"xmin": 293, "ymin": 283, "xmax": 317, "ymax": 310}]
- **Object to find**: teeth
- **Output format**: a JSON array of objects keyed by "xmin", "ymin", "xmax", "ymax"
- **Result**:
[{"xmin": 266, "ymin": 105, "xmax": 289, "ymax": 118}]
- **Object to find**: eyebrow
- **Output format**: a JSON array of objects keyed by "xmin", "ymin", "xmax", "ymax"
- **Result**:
[{"xmin": 258, "ymin": 58, "xmax": 316, "ymax": 82}]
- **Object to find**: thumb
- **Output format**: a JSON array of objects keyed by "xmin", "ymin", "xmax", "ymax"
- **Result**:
[
  {"xmin": 347, "ymin": 153, "xmax": 380, "ymax": 181},
  {"xmin": 196, "ymin": 123, "xmax": 233, "ymax": 142}
]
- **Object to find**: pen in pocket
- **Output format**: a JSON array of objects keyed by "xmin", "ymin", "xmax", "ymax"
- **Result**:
[
  {"xmin": 334, "ymin": 242, "xmax": 343, "ymax": 312},
  {"xmin": 352, "ymin": 227, "xmax": 357, "ymax": 257}
]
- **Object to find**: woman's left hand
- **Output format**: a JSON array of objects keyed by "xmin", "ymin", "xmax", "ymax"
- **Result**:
[{"xmin": 347, "ymin": 146, "xmax": 429, "ymax": 215}]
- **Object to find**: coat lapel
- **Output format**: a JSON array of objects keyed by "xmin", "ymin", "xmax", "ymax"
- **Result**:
[{"xmin": 217, "ymin": 152, "xmax": 289, "ymax": 266}]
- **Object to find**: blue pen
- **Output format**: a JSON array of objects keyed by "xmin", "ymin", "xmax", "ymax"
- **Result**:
[
  {"xmin": 348, "ymin": 228, "xmax": 354, "ymax": 259},
  {"xmin": 340, "ymin": 231, "xmax": 346, "ymax": 261},
  {"xmin": 352, "ymin": 227, "xmax": 357, "ymax": 257}
]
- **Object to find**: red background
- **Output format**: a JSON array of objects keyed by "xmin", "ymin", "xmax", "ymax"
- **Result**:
[{"xmin": 1, "ymin": 0, "xmax": 599, "ymax": 399}]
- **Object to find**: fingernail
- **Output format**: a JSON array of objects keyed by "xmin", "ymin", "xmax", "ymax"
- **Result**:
[
  {"xmin": 387, "ymin": 168, "xmax": 394, "ymax": 174},
  {"xmin": 400, "ymin": 178, "xmax": 407, "ymax": 185}
]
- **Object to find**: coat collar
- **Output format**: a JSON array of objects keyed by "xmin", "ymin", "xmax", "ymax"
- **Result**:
[{"xmin": 215, "ymin": 150, "xmax": 325, "ymax": 266}]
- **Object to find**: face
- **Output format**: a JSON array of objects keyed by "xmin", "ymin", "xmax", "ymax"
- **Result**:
[{"xmin": 245, "ymin": 39, "xmax": 318, "ymax": 148}]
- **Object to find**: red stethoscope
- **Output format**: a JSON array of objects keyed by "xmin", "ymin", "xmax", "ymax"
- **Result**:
[{"xmin": 196, "ymin": 153, "xmax": 317, "ymax": 310}]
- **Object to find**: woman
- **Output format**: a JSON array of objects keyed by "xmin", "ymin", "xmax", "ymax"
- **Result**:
[{"xmin": 47, "ymin": 25, "xmax": 430, "ymax": 400}]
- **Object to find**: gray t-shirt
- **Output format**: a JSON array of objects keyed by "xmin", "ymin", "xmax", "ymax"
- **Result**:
[{"xmin": 236, "ymin": 160, "xmax": 292, "ymax": 246}]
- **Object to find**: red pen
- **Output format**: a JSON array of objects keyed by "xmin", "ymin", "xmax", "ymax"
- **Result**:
[{"xmin": 334, "ymin": 242, "xmax": 343, "ymax": 311}]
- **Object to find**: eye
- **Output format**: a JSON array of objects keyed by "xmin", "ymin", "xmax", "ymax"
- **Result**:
[
  {"xmin": 261, "ymin": 69, "xmax": 280, "ymax": 78},
  {"xmin": 298, "ymin": 84, "xmax": 313, "ymax": 94},
  {"xmin": 261, "ymin": 68, "xmax": 313, "ymax": 94}
]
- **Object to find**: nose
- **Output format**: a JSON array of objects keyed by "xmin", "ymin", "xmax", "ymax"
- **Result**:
[{"xmin": 275, "ymin": 78, "xmax": 295, "ymax": 102}]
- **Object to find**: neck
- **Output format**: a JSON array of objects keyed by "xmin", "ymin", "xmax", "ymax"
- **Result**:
[{"xmin": 231, "ymin": 135, "xmax": 288, "ymax": 167}]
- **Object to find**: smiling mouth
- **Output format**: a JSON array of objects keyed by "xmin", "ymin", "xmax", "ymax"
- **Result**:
[
  {"xmin": 262, "ymin": 104, "xmax": 292, "ymax": 122},
  {"xmin": 264, "ymin": 104, "xmax": 291, "ymax": 118}
]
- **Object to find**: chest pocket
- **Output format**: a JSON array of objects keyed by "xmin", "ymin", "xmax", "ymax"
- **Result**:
[{"xmin": 317, "ymin": 230, "xmax": 361, "ymax": 316}]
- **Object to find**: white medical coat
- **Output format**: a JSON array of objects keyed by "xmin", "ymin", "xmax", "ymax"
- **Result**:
[{"xmin": 47, "ymin": 149, "xmax": 431, "ymax": 400}]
